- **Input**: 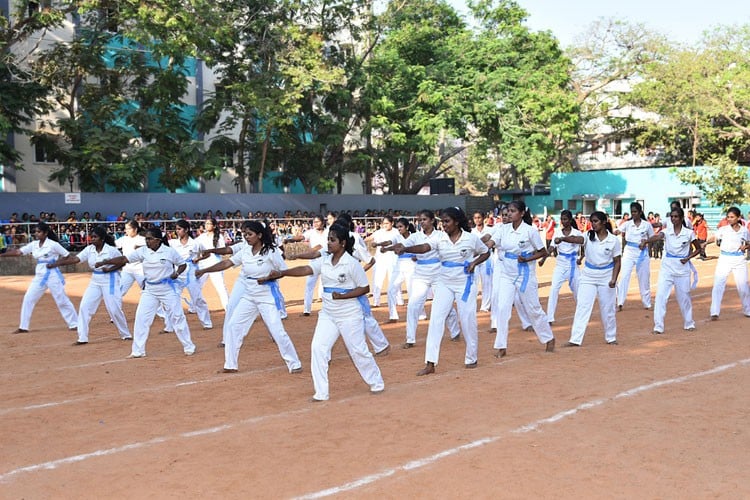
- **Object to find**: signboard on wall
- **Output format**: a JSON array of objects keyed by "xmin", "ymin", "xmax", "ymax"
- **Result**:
[{"xmin": 65, "ymin": 193, "xmax": 81, "ymax": 204}]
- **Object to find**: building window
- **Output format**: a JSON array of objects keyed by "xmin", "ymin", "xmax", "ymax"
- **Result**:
[
  {"xmin": 614, "ymin": 137, "xmax": 622, "ymax": 153},
  {"xmin": 553, "ymin": 200, "xmax": 563, "ymax": 210},
  {"xmin": 34, "ymin": 143, "xmax": 55, "ymax": 163},
  {"xmin": 567, "ymin": 199, "xmax": 577, "ymax": 211}
]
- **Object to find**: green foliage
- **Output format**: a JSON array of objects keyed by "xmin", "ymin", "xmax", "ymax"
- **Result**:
[{"xmin": 673, "ymin": 157, "xmax": 750, "ymax": 210}]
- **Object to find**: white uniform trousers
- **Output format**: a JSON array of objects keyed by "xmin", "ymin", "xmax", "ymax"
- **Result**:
[
  {"xmin": 493, "ymin": 277, "xmax": 554, "ymax": 349},
  {"xmin": 617, "ymin": 255, "xmax": 651, "ymax": 308},
  {"xmin": 569, "ymin": 281, "xmax": 617, "ymax": 345},
  {"xmin": 406, "ymin": 277, "xmax": 457, "ymax": 344},
  {"xmin": 222, "ymin": 276, "xmax": 247, "ymax": 344},
  {"xmin": 424, "ymin": 282, "xmax": 478, "ymax": 365},
  {"xmin": 167, "ymin": 276, "xmax": 212, "ymax": 330},
  {"xmin": 710, "ymin": 255, "xmax": 750, "ymax": 317},
  {"xmin": 303, "ymin": 273, "xmax": 323, "ymax": 314},
  {"xmin": 490, "ymin": 272, "xmax": 531, "ymax": 330},
  {"xmin": 131, "ymin": 283, "xmax": 195, "ymax": 356},
  {"xmin": 19, "ymin": 273, "xmax": 78, "ymax": 330},
  {"xmin": 311, "ymin": 313, "xmax": 385, "ymax": 401},
  {"xmin": 364, "ymin": 315, "xmax": 390, "ymax": 353},
  {"xmin": 546, "ymin": 262, "xmax": 579, "ymax": 323},
  {"xmin": 77, "ymin": 276, "xmax": 131, "ymax": 342},
  {"xmin": 371, "ymin": 257, "xmax": 394, "ymax": 307},
  {"xmin": 199, "ymin": 270, "xmax": 229, "ymax": 310},
  {"xmin": 386, "ymin": 264, "xmax": 410, "ymax": 320},
  {"xmin": 653, "ymin": 273, "xmax": 695, "ymax": 333},
  {"xmin": 223, "ymin": 297, "xmax": 301, "ymax": 372},
  {"xmin": 476, "ymin": 260, "xmax": 494, "ymax": 312},
  {"xmin": 120, "ymin": 271, "xmax": 145, "ymax": 298}
]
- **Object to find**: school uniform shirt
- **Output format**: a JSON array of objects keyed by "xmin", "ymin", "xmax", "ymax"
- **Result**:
[
  {"xmin": 402, "ymin": 230, "xmax": 446, "ymax": 278},
  {"xmin": 491, "ymin": 222, "xmax": 544, "ymax": 278},
  {"xmin": 115, "ymin": 234, "xmax": 146, "ymax": 275},
  {"xmin": 580, "ymin": 233, "xmax": 622, "ymax": 283},
  {"xmin": 370, "ymin": 227, "xmax": 399, "ymax": 257},
  {"xmin": 715, "ymin": 224, "xmax": 750, "ymax": 253},
  {"xmin": 550, "ymin": 227, "xmax": 584, "ymax": 256},
  {"xmin": 195, "ymin": 232, "xmax": 226, "ymax": 269},
  {"xmin": 661, "ymin": 226, "xmax": 696, "ymax": 277},
  {"xmin": 126, "ymin": 244, "xmax": 183, "ymax": 282},
  {"xmin": 230, "ymin": 246, "xmax": 287, "ymax": 304},
  {"xmin": 432, "ymin": 230, "xmax": 488, "ymax": 284},
  {"xmin": 77, "ymin": 243, "xmax": 123, "ymax": 285},
  {"xmin": 168, "ymin": 237, "xmax": 203, "ymax": 281},
  {"xmin": 304, "ymin": 228, "xmax": 329, "ymax": 251},
  {"xmin": 620, "ymin": 220, "xmax": 655, "ymax": 258},
  {"xmin": 309, "ymin": 251, "xmax": 370, "ymax": 318},
  {"xmin": 20, "ymin": 239, "xmax": 71, "ymax": 276}
]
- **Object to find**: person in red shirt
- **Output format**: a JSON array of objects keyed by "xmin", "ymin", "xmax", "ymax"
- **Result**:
[
  {"xmin": 543, "ymin": 215, "xmax": 556, "ymax": 255},
  {"xmin": 693, "ymin": 213, "xmax": 709, "ymax": 260}
]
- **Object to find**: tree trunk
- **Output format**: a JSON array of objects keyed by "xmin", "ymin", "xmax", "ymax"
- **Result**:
[
  {"xmin": 236, "ymin": 119, "xmax": 249, "ymax": 193},
  {"xmin": 258, "ymin": 131, "xmax": 271, "ymax": 194}
]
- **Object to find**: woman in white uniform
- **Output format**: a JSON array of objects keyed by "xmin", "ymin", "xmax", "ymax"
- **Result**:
[
  {"xmin": 708, "ymin": 206, "xmax": 750, "ymax": 319},
  {"xmin": 52, "ymin": 225, "xmax": 132, "ymax": 344},
  {"xmin": 1, "ymin": 221, "xmax": 78, "ymax": 333},
  {"xmin": 98, "ymin": 227, "xmax": 195, "ymax": 358},
  {"xmin": 378, "ymin": 217, "xmax": 417, "ymax": 322},
  {"xmin": 489, "ymin": 200, "xmax": 555, "ymax": 358},
  {"xmin": 286, "ymin": 214, "xmax": 328, "ymax": 316},
  {"xmin": 648, "ymin": 208, "xmax": 701, "ymax": 334},
  {"xmin": 195, "ymin": 218, "xmax": 230, "ymax": 309},
  {"xmin": 266, "ymin": 224, "xmax": 384, "ymax": 401},
  {"xmin": 368, "ymin": 216, "xmax": 398, "ymax": 308},
  {"xmin": 617, "ymin": 202, "xmax": 655, "ymax": 311},
  {"xmin": 471, "ymin": 211, "xmax": 494, "ymax": 312},
  {"xmin": 566, "ymin": 211, "xmax": 622, "ymax": 346},
  {"xmin": 384, "ymin": 210, "xmax": 460, "ymax": 348},
  {"xmin": 196, "ymin": 220, "xmax": 302, "ymax": 374},
  {"xmin": 167, "ymin": 219, "xmax": 212, "ymax": 330},
  {"xmin": 393, "ymin": 207, "xmax": 489, "ymax": 375},
  {"xmin": 540, "ymin": 210, "xmax": 583, "ymax": 324},
  {"xmin": 115, "ymin": 220, "xmax": 146, "ymax": 296}
]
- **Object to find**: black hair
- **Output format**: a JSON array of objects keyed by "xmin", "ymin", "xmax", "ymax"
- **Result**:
[
  {"xmin": 395, "ymin": 217, "xmax": 415, "ymax": 234},
  {"xmin": 125, "ymin": 219, "xmax": 141, "ymax": 234},
  {"xmin": 507, "ymin": 200, "xmax": 533, "ymax": 226},
  {"xmin": 145, "ymin": 226, "xmax": 169, "ymax": 246},
  {"xmin": 328, "ymin": 223, "xmax": 355, "ymax": 255},
  {"xmin": 91, "ymin": 225, "xmax": 115, "ymax": 246},
  {"xmin": 560, "ymin": 210, "xmax": 574, "ymax": 227},
  {"xmin": 335, "ymin": 212, "xmax": 355, "ymax": 232},
  {"xmin": 206, "ymin": 218, "xmax": 220, "ymax": 248},
  {"xmin": 441, "ymin": 206, "xmax": 471, "ymax": 232},
  {"xmin": 727, "ymin": 206, "xmax": 742, "ymax": 218},
  {"xmin": 418, "ymin": 209, "xmax": 437, "ymax": 229},
  {"xmin": 587, "ymin": 211, "xmax": 613, "ymax": 241},
  {"xmin": 242, "ymin": 220, "xmax": 275, "ymax": 255},
  {"xmin": 35, "ymin": 221, "xmax": 60, "ymax": 242},
  {"xmin": 669, "ymin": 207, "xmax": 689, "ymax": 228}
]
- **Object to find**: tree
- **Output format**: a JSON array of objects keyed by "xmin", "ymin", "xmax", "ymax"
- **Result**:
[{"xmin": 673, "ymin": 157, "xmax": 750, "ymax": 210}]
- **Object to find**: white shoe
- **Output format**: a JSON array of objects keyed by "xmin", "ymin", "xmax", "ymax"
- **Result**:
[
  {"xmin": 185, "ymin": 350, "xmax": 196, "ymax": 356},
  {"xmin": 126, "ymin": 353, "xmax": 146, "ymax": 359}
]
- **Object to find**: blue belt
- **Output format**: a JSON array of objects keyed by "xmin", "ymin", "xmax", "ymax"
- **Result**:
[
  {"xmin": 484, "ymin": 258, "xmax": 493, "ymax": 276},
  {"xmin": 38, "ymin": 259, "xmax": 65, "ymax": 287},
  {"xmin": 626, "ymin": 241, "xmax": 648, "ymax": 265},
  {"xmin": 442, "ymin": 261, "xmax": 473, "ymax": 301},
  {"xmin": 720, "ymin": 250, "xmax": 744, "ymax": 257},
  {"xmin": 322, "ymin": 287, "xmax": 372, "ymax": 317},
  {"xmin": 247, "ymin": 277, "xmax": 284, "ymax": 311},
  {"xmin": 398, "ymin": 253, "xmax": 415, "ymax": 259},
  {"xmin": 416, "ymin": 258, "xmax": 440, "ymax": 265},
  {"xmin": 585, "ymin": 261, "xmax": 615, "ymax": 270},
  {"xmin": 504, "ymin": 252, "xmax": 534, "ymax": 293},
  {"xmin": 93, "ymin": 269, "xmax": 118, "ymax": 294},
  {"xmin": 146, "ymin": 278, "xmax": 176, "ymax": 291},
  {"xmin": 666, "ymin": 252, "xmax": 699, "ymax": 290},
  {"xmin": 184, "ymin": 258, "xmax": 199, "ymax": 284},
  {"xmin": 558, "ymin": 250, "xmax": 578, "ymax": 288}
]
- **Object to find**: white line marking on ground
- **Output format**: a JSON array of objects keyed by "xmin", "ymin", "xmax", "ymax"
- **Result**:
[{"xmin": 292, "ymin": 358, "xmax": 750, "ymax": 499}]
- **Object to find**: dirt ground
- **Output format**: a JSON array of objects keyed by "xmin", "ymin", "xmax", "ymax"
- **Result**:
[{"xmin": 1, "ymin": 252, "xmax": 749, "ymax": 499}]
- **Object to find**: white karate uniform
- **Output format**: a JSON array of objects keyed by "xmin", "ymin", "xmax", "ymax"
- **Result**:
[
  {"xmin": 710, "ymin": 224, "xmax": 750, "ymax": 317},
  {"xmin": 126, "ymin": 245, "xmax": 195, "ymax": 357},
  {"xmin": 75, "ymin": 243, "xmax": 131, "ymax": 342},
  {"xmin": 301, "ymin": 227, "xmax": 328, "ymax": 314},
  {"xmin": 195, "ymin": 232, "xmax": 230, "ymax": 309},
  {"xmin": 224, "ymin": 246, "xmax": 301, "ymax": 372},
  {"xmin": 308, "ymin": 252, "xmax": 385, "ymax": 401},
  {"xmin": 423, "ymin": 230, "xmax": 488, "ymax": 365},
  {"xmin": 489, "ymin": 224, "xmax": 532, "ymax": 331},
  {"xmin": 370, "ymin": 227, "xmax": 398, "ymax": 307},
  {"xmin": 491, "ymin": 222, "xmax": 554, "ymax": 350},
  {"xmin": 569, "ymin": 232, "xmax": 622, "ymax": 345},
  {"xmin": 546, "ymin": 227, "xmax": 583, "ymax": 323},
  {"xmin": 617, "ymin": 219, "xmax": 655, "ymax": 309},
  {"xmin": 653, "ymin": 225, "xmax": 697, "ymax": 333},
  {"xmin": 115, "ymin": 234, "xmax": 146, "ymax": 295},
  {"xmin": 222, "ymin": 241, "xmax": 249, "ymax": 345},
  {"xmin": 18, "ymin": 239, "xmax": 78, "ymax": 330},
  {"xmin": 471, "ymin": 225, "xmax": 495, "ymax": 311},
  {"xmin": 401, "ymin": 230, "xmax": 459, "ymax": 345},
  {"xmin": 168, "ymin": 237, "xmax": 212, "ymax": 329}
]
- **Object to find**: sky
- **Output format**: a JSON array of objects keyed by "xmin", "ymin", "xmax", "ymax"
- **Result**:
[{"xmin": 450, "ymin": 0, "xmax": 750, "ymax": 47}]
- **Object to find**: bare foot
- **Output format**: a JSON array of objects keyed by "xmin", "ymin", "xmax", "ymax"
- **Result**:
[
  {"xmin": 545, "ymin": 338, "xmax": 555, "ymax": 352},
  {"xmin": 494, "ymin": 348, "xmax": 507, "ymax": 358}
]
